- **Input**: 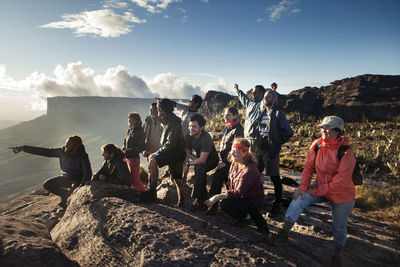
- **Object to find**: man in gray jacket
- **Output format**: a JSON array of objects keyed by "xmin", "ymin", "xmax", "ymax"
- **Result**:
[{"xmin": 256, "ymin": 89, "xmax": 293, "ymax": 215}]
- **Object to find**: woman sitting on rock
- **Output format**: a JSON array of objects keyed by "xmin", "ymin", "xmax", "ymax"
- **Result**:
[
  {"xmin": 122, "ymin": 112, "xmax": 146, "ymax": 192},
  {"xmin": 271, "ymin": 115, "xmax": 356, "ymax": 267},
  {"xmin": 205, "ymin": 138, "xmax": 269, "ymax": 235}
]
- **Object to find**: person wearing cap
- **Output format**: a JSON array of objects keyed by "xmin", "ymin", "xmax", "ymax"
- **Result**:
[
  {"xmin": 205, "ymin": 138, "xmax": 270, "ymax": 236},
  {"xmin": 271, "ymin": 115, "xmax": 356, "ymax": 267},
  {"xmin": 9, "ymin": 135, "xmax": 92, "ymax": 208}
]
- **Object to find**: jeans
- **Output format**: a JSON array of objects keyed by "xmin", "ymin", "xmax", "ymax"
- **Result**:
[
  {"xmin": 285, "ymin": 193, "xmax": 354, "ymax": 246},
  {"xmin": 220, "ymin": 198, "xmax": 269, "ymax": 232}
]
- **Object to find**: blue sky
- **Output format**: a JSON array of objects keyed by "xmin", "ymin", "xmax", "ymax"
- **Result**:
[{"xmin": 0, "ymin": 0, "xmax": 399, "ymax": 120}]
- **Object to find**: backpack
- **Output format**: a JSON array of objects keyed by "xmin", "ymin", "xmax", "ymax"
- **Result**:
[{"xmin": 314, "ymin": 141, "xmax": 363, "ymax": 186}]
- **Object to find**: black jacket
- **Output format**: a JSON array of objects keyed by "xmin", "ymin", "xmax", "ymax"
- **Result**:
[
  {"xmin": 158, "ymin": 112, "xmax": 185, "ymax": 156},
  {"xmin": 92, "ymin": 149, "xmax": 129, "ymax": 185},
  {"xmin": 219, "ymin": 123, "xmax": 244, "ymax": 165},
  {"xmin": 122, "ymin": 125, "xmax": 145, "ymax": 158},
  {"xmin": 257, "ymin": 107, "xmax": 293, "ymax": 159}
]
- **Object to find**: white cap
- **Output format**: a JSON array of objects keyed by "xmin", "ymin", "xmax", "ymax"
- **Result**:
[{"xmin": 317, "ymin": 116, "xmax": 344, "ymax": 131}]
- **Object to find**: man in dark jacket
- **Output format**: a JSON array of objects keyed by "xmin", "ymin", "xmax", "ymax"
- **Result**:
[
  {"xmin": 92, "ymin": 143, "xmax": 130, "ymax": 185},
  {"xmin": 256, "ymin": 89, "xmax": 293, "ymax": 215},
  {"xmin": 140, "ymin": 98, "xmax": 186, "ymax": 207},
  {"xmin": 184, "ymin": 114, "xmax": 219, "ymax": 210},
  {"xmin": 9, "ymin": 135, "xmax": 92, "ymax": 208},
  {"xmin": 206, "ymin": 107, "xmax": 244, "ymax": 214}
]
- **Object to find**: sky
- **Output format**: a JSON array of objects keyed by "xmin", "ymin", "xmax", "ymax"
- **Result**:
[{"xmin": 0, "ymin": 0, "xmax": 399, "ymax": 121}]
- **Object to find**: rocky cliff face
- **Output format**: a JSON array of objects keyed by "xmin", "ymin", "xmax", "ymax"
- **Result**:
[
  {"xmin": 283, "ymin": 74, "xmax": 400, "ymax": 121},
  {"xmin": 200, "ymin": 75, "xmax": 400, "ymax": 121}
]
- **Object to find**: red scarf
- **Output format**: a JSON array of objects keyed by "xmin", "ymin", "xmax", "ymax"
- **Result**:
[{"xmin": 226, "ymin": 121, "xmax": 239, "ymax": 128}]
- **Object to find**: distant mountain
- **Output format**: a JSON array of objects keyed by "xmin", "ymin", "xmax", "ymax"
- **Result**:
[
  {"xmin": 0, "ymin": 120, "xmax": 21, "ymax": 130},
  {"xmin": 0, "ymin": 96, "xmax": 186, "ymax": 203}
]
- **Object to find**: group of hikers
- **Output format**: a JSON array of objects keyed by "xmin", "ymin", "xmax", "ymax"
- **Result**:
[{"xmin": 10, "ymin": 82, "xmax": 356, "ymax": 266}]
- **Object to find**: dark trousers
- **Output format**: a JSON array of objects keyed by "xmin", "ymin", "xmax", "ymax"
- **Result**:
[
  {"xmin": 191, "ymin": 160, "xmax": 218, "ymax": 201},
  {"xmin": 208, "ymin": 164, "xmax": 230, "ymax": 198},
  {"xmin": 256, "ymin": 148, "xmax": 282, "ymax": 204},
  {"xmin": 220, "ymin": 198, "xmax": 269, "ymax": 232},
  {"xmin": 43, "ymin": 175, "xmax": 81, "ymax": 204}
]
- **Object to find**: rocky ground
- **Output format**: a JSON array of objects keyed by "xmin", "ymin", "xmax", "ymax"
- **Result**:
[{"xmin": 1, "ymin": 170, "xmax": 399, "ymax": 267}]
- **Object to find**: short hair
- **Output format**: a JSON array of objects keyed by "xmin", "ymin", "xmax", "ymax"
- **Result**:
[
  {"xmin": 189, "ymin": 113, "xmax": 206, "ymax": 128},
  {"xmin": 271, "ymin": 82, "xmax": 278, "ymax": 89},
  {"xmin": 151, "ymin": 102, "xmax": 157, "ymax": 108},
  {"xmin": 228, "ymin": 138, "xmax": 257, "ymax": 165},
  {"xmin": 332, "ymin": 128, "xmax": 344, "ymax": 137},
  {"xmin": 158, "ymin": 98, "xmax": 175, "ymax": 114},
  {"xmin": 225, "ymin": 106, "xmax": 239, "ymax": 120},
  {"xmin": 192, "ymin": 94, "xmax": 203, "ymax": 108},
  {"xmin": 254, "ymin": 85, "xmax": 266, "ymax": 95},
  {"xmin": 128, "ymin": 112, "xmax": 142, "ymax": 127},
  {"xmin": 101, "ymin": 143, "xmax": 118, "ymax": 155}
]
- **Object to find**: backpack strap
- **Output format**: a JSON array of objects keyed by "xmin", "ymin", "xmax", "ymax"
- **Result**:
[
  {"xmin": 338, "ymin": 145, "xmax": 351, "ymax": 161},
  {"xmin": 314, "ymin": 141, "xmax": 322, "ymax": 155}
]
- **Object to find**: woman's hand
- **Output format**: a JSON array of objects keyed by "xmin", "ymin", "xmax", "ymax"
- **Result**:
[
  {"xmin": 217, "ymin": 162, "xmax": 226, "ymax": 170},
  {"xmin": 292, "ymin": 189, "xmax": 306, "ymax": 200},
  {"xmin": 205, "ymin": 196, "xmax": 217, "ymax": 208}
]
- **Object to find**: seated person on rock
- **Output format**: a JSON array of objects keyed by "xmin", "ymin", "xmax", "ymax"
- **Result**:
[
  {"xmin": 92, "ymin": 143, "xmax": 130, "ymax": 186},
  {"xmin": 205, "ymin": 138, "xmax": 270, "ymax": 236},
  {"xmin": 184, "ymin": 113, "xmax": 219, "ymax": 211},
  {"xmin": 140, "ymin": 98, "xmax": 186, "ymax": 207},
  {"xmin": 206, "ymin": 107, "xmax": 244, "ymax": 215},
  {"xmin": 271, "ymin": 116, "xmax": 356, "ymax": 267},
  {"xmin": 9, "ymin": 135, "xmax": 92, "ymax": 209}
]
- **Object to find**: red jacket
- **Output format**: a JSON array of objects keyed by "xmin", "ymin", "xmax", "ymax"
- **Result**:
[
  {"xmin": 226, "ymin": 162, "xmax": 265, "ymax": 210},
  {"xmin": 299, "ymin": 137, "xmax": 356, "ymax": 204}
]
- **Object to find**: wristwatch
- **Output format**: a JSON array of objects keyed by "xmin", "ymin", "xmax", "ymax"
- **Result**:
[{"xmin": 186, "ymin": 161, "xmax": 191, "ymax": 167}]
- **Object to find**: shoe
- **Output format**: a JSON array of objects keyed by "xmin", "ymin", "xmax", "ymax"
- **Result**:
[
  {"xmin": 140, "ymin": 189, "xmax": 157, "ymax": 202},
  {"xmin": 176, "ymin": 197, "xmax": 185, "ymax": 208},
  {"xmin": 190, "ymin": 199, "xmax": 207, "ymax": 211},
  {"xmin": 232, "ymin": 218, "xmax": 252, "ymax": 228},
  {"xmin": 268, "ymin": 201, "xmax": 282, "ymax": 217},
  {"xmin": 270, "ymin": 230, "xmax": 289, "ymax": 247},
  {"xmin": 205, "ymin": 203, "xmax": 218, "ymax": 215}
]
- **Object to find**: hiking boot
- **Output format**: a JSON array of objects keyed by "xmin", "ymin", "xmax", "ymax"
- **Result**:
[
  {"xmin": 140, "ymin": 188, "xmax": 157, "ymax": 202},
  {"xmin": 205, "ymin": 203, "xmax": 218, "ymax": 215},
  {"xmin": 270, "ymin": 230, "xmax": 289, "ymax": 247},
  {"xmin": 330, "ymin": 244, "xmax": 343, "ymax": 267},
  {"xmin": 268, "ymin": 201, "xmax": 282, "ymax": 217},
  {"xmin": 176, "ymin": 197, "xmax": 185, "ymax": 208},
  {"xmin": 190, "ymin": 199, "xmax": 207, "ymax": 211}
]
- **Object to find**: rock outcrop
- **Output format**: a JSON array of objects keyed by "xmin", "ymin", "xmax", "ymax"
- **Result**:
[
  {"xmin": 1, "ymin": 176, "xmax": 399, "ymax": 266},
  {"xmin": 283, "ymin": 74, "xmax": 400, "ymax": 121}
]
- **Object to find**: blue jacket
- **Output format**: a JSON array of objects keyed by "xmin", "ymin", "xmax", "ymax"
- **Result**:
[
  {"xmin": 22, "ymin": 145, "xmax": 92, "ymax": 186},
  {"xmin": 236, "ymin": 89, "xmax": 264, "ymax": 138}
]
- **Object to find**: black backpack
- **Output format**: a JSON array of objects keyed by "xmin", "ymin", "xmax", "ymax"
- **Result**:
[{"xmin": 314, "ymin": 141, "xmax": 363, "ymax": 186}]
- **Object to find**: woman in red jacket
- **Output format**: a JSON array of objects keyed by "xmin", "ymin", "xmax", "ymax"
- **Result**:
[
  {"xmin": 272, "ymin": 116, "xmax": 356, "ymax": 267},
  {"xmin": 205, "ymin": 138, "xmax": 269, "ymax": 235}
]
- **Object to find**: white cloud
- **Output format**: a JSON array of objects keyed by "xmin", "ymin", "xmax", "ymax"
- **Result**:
[
  {"xmin": 130, "ymin": 0, "xmax": 181, "ymax": 13},
  {"xmin": 256, "ymin": 18, "xmax": 264, "ymax": 23},
  {"xmin": 102, "ymin": 0, "xmax": 129, "ymax": 9},
  {"xmin": 201, "ymin": 0, "xmax": 209, "ymax": 3},
  {"xmin": 40, "ymin": 9, "xmax": 146, "ymax": 37},
  {"xmin": 267, "ymin": 0, "xmax": 300, "ymax": 22},
  {"xmin": 1, "ymin": 62, "xmax": 230, "ymax": 120},
  {"xmin": 181, "ymin": 15, "xmax": 188, "ymax": 23},
  {"xmin": 203, "ymin": 78, "xmax": 229, "ymax": 93}
]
